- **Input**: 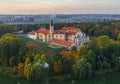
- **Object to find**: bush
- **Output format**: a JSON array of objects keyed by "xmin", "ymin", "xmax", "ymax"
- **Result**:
[{"xmin": 9, "ymin": 56, "xmax": 15, "ymax": 67}]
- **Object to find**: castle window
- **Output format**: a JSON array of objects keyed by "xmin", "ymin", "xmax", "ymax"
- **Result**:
[
  {"xmin": 60, "ymin": 36, "xmax": 62, "ymax": 38},
  {"xmin": 56, "ymin": 36, "xmax": 58, "ymax": 38}
]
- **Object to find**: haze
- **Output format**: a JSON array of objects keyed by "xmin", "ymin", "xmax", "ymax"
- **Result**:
[{"xmin": 0, "ymin": 0, "xmax": 120, "ymax": 14}]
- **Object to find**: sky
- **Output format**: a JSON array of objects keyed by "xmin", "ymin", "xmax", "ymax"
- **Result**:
[{"xmin": 0, "ymin": 0, "xmax": 120, "ymax": 14}]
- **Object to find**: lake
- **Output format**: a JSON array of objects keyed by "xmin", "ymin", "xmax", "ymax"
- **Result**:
[{"xmin": 0, "ymin": 72, "xmax": 120, "ymax": 84}]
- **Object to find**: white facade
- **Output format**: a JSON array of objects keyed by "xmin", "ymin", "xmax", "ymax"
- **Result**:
[
  {"xmin": 27, "ymin": 33, "xmax": 37, "ymax": 40},
  {"xmin": 27, "ymin": 20, "xmax": 89, "ymax": 49}
]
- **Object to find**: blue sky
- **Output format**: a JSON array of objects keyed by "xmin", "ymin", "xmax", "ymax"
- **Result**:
[{"xmin": 0, "ymin": 0, "xmax": 119, "ymax": 14}]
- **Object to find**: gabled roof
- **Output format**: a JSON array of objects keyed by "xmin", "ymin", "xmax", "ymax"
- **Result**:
[
  {"xmin": 54, "ymin": 30, "xmax": 66, "ymax": 34},
  {"xmin": 36, "ymin": 29, "xmax": 50, "ymax": 35},
  {"xmin": 54, "ymin": 27, "xmax": 79, "ymax": 35},
  {"xmin": 61, "ymin": 27, "xmax": 79, "ymax": 32},
  {"xmin": 28, "ymin": 31, "xmax": 36, "ymax": 35},
  {"xmin": 51, "ymin": 38, "xmax": 73, "ymax": 47}
]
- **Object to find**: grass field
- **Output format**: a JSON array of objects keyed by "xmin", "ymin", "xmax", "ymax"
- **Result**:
[{"xmin": 22, "ymin": 37, "xmax": 68, "ymax": 61}]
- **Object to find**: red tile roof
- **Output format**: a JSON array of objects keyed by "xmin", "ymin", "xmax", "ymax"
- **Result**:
[
  {"xmin": 28, "ymin": 31, "xmax": 36, "ymax": 35},
  {"xmin": 51, "ymin": 38, "xmax": 73, "ymax": 47},
  {"xmin": 54, "ymin": 27, "xmax": 79, "ymax": 35},
  {"xmin": 36, "ymin": 29, "xmax": 50, "ymax": 35},
  {"xmin": 61, "ymin": 27, "xmax": 79, "ymax": 32},
  {"xmin": 54, "ymin": 30, "xmax": 66, "ymax": 34}
]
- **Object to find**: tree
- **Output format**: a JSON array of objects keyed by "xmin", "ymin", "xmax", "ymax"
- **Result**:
[
  {"xmin": 116, "ymin": 57, "xmax": 120, "ymax": 71},
  {"xmin": 34, "ymin": 54, "xmax": 46, "ymax": 63},
  {"xmin": 73, "ymin": 58, "xmax": 92, "ymax": 80},
  {"xmin": 25, "ymin": 57, "xmax": 31, "ymax": 66},
  {"xmin": 71, "ymin": 46, "xmax": 77, "ymax": 51},
  {"xmin": 18, "ymin": 63, "xmax": 24, "ymax": 72},
  {"xmin": 117, "ymin": 32, "xmax": 120, "ymax": 41},
  {"xmin": 34, "ymin": 54, "xmax": 41, "ymax": 62},
  {"xmin": 41, "ymin": 54, "xmax": 47, "ymax": 63},
  {"xmin": 24, "ymin": 60, "xmax": 46, "ymax": 81},
  {"xmin": 86, "ymin": 50, "xmax": 96, "ymax": 70},
  {"xmin": 24, "ymin": 57, "xmax": 31, "ymax": 78},
  {"xmin": 53, "ymin": 60, "xmax": 62, "ymax": 74},
  {"xmin": 0, "ymin": 34, "xmax": 26, "ymax": 66},
  {"xmin": 78, "ymin": 45, "xmax": 88, "ymax": 56},
  {"xmin": 27, "ymin": 43, "xmax": 37, "ymax": 53},
  {"xmin": 97, "ymin": 35, "xmax": 110, "ymax": 48},
  {"xmin": 62, "ymin": 58, "xmax": 71, "ymax": 73},
  {"xmin": 9, "ymin": 56, "xmax": 15, "ymax": 67}
]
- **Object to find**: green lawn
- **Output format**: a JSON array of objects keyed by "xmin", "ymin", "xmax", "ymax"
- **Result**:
[
  {"xmin": 48, "ymin": 44, "xmax": 63, "ymax": 49},
  {"xmin": 22, "ymin": 37, "xmax": 68, "ymax": 61}
]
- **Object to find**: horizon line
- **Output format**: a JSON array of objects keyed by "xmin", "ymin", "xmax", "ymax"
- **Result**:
[{"xmin": 0, "ymin": 13, "xmax": 120, "ymax": 15}]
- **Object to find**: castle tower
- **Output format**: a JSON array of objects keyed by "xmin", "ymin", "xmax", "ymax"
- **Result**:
[{"xmin": 50, "ymin": 17, "xmax": 54, "ymax": 40}]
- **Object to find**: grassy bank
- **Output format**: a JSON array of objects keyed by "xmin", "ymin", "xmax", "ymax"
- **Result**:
[{"xmin": 22, "ymin": 37, "xmax": 68, "ymax": 60}]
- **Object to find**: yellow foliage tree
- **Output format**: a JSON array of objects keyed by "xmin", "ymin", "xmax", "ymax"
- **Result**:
[
  {"xmin": 53, "ymin": 60, "xmax": 62, "ymax": 74},
  {"xmin": 41, "ymin": 54, "xmax": 47, "ymax": 63},
  {"xmin": 18, "ymin": 63, "xmax": 24, "ymax": 72},
  {"xmin": 97, "ymin": 35, "xmax": 110, "ymax": 48},
  {"xmin": 24, "ymin": 57, "xmax": 31, "ymax": 77},
  {"xmin": 79, "ymin": 45, "xmax": 88, "ymax": 56}
]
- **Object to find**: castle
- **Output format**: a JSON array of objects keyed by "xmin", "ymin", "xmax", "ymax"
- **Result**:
[{"xmin": 28, "ymin": 20, "xmax": 89, "ymax": 49}]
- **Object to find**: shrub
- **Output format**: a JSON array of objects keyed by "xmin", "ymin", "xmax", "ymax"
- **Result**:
[{"xmin": 9, "ymin": 56, "xmax": 15, "ymax": 67}]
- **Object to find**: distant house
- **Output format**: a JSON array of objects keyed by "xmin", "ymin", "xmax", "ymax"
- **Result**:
[{"xmin": 28, "ymin": 20, "xmax": 89, "ymax": 49}]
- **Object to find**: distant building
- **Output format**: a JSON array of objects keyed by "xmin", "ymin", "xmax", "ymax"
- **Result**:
[
  {"xmin": 28, "ymin": 20, "xmax": 89, "ymax": 49},
  {"xmin": 18, "ymin": 30, "xmax": 24, "ymax": 34}
]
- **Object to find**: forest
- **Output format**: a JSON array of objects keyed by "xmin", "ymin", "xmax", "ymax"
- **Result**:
[
  {"xmin": 0, "ymin": 20, "xmax": 120, "ymax": 81},
  {"xmin": 0, "ymin": 20, "xmax": 120, "ymax": 39},
  {"xmin": 0, "ymin": 34, "xmax": 120, "ymax": 81}
]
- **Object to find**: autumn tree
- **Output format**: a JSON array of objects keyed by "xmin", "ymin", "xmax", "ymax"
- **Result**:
[
  {"xmin": 34, "ymin": 54, "xmax": 46, "ymax": 63},
  {"xmin": 117, "ymin": 32, "xmax": 120, "ymax": 41},
  {"xmin": 9, "ymin": 56, "xmax": 16, "ymax": 67},
  {"xmin": 79, "ymin": 45, "xmax": 88, "ymax": 56},
  {"xmin": 25, "ymin": 57, "xmax": 31, "ymax": 66},
  {"xmin": 97, "ymin": 35, "xmax": 110, "ymax": 48},
  {"xmin": 24, "ymin": 57, "xmax": 31, "ymax": 80},
  {"xmin": 24, "ymin": 57, "xmax": 46, "ymax": 81},
  {"xmin": 27, "ymin": 43, "xmax": 37, "ymax": 54},
  {"xmin": 34, "ymin": 54, "xmax": 41, "ymax": 62},
  {"xmin": 54, "ymin": 60, "xmax": 62, "ymax": 74},
  {"xmin": 18, "ymin": 63, "xmax": 24, "ymax": 72},
  {"xmin": 0, "ymin": 34, "xmax": 26, "ymax": 66}
]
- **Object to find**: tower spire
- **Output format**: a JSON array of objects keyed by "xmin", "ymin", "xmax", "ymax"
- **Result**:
[{"xmin": 50, "ymin": 15, "xmax": 55, "ymax": 40}]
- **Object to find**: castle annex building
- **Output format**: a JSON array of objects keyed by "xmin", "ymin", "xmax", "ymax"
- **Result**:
[{"xmin": 28, "ymin": 20, "xmax": 89, "ymax": 48}]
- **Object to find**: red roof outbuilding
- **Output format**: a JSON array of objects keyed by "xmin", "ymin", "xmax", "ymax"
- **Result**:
[{"xmin": 51, "ymin": 38, "xmax": 73, "ymax": 47}]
